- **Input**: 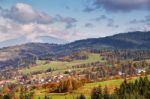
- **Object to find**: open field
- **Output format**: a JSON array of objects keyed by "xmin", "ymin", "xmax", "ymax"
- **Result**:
[
  {"xmin": 33, "ymin": 75, "xmax": 150, "ymax": 99},
  {"xmin": 20, "ymin": 53, "xmax": 105, "ymax": 75},
  {"xmin": 17, "ymin": 52, "xmax": 150, "ymax": 99}
]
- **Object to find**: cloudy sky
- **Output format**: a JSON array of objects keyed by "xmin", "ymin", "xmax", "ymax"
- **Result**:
[{"xmin": 0, "ymin": 0, "xmax": 150, "ymax": 42}]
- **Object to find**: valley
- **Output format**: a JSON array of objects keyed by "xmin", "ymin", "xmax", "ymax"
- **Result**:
[
  {"xmin": 1, "ymin": 48, "xmax": 150, "ymax": 99},
  {"xmin": 1, "ymin": 32, "xmax": 150, "ymax": 99},
  {"xmin": 1, "ymin": 0, "xmax": 150, "ymax": 98}
]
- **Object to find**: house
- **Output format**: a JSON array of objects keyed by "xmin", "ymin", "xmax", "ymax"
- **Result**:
[
  {"xmin": 118, "ymin": 71, "xmax": 125, "ymax": 76},
  {"xmin": 0, "ymin": 80, "xmax": 9, "ymax": 87},
  {"xmin": 136, "ymin": 69, "xmax": 146, "ymax": 74}
]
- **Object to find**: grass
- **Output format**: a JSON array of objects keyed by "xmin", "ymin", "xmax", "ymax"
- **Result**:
[
  {"xmin": 84, "ymin": 79, "xmax": 123, "ymax": 89},
  {"xmin": 33, "ymin": 75, "xmax": 150, "ymax": 99},
  {"xmin": 34, "ymin": 93, "xmax": 80, "ymax": 99},
  {"xmin": 20, "ymin": 53, "xmax": 105, "ymax": 75},
  {"xmin": 19, "ymin": 52, "xmax": 150, "ymax": 98}
]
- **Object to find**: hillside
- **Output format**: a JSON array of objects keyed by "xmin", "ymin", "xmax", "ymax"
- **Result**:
[
  {"xmin": 0, "ymin": 31, "xmax": 150, "ymax": 68},
  {"xmin": 67, "ymin": 31, "xmax": 150, "ymax": 49}
]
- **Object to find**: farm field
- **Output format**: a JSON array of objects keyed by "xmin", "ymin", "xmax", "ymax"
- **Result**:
[
  {"xmin": 17, "ymin": 52, "xmax": 150, "ymax": 99},
  {"xmin": 20, "ymin": 53, "xmax": 105, "ymax": 75}
]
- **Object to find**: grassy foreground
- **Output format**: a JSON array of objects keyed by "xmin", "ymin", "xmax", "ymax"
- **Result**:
[{"xmin": 34, "ymin": 75, "xmax": 150, "ymax": 99}]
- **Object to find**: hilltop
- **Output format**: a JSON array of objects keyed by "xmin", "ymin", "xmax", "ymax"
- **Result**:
[{"xmin": 0, "ymin": 31, "xmax": 150, "ymax": 68}]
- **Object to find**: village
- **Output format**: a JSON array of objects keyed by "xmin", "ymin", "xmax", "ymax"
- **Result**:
[{"xmin": 0, "ymin": 61, "xmax": 147, "ymax": 89}]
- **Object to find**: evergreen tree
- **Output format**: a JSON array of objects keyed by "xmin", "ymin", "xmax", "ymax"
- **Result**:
[
  {"xmin": 103, "ymin": 86, "xmax": 109, "ymax": 99},
  {"xmin": 91, "ymin": 85, "xmax": 103, "ymax": 99},
  {"xmin": 78, "ymin": 94, "xmax": 86, "ymax": 99},
  {"xmin": 3, "ymin": 94, "xmax": 11, "ymax": 99},
  {"xmin": 90, "ymin": 76, "xmax": 150, "ymax": 99}
]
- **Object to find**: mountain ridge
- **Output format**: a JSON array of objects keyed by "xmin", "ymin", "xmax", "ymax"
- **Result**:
[{"xmin": 0, "ymin": 31, "xmax": 150, "ymax": 68}]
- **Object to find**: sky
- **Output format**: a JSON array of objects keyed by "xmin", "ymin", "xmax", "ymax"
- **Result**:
[{"xmin": 0, "ymin": 0, "xmax": 150, "ymax": 42}]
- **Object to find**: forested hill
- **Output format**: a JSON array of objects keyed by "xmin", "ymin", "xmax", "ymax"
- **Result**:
[
  {"xmin": 0, "ymin": 31, "xmax": 150, "ymax": 68},
  {"xmin": 67, "ymin": 31, "xmax": 150, "ymax": 49}
]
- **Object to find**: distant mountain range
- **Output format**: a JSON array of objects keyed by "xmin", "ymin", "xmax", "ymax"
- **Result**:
[
  {"xmin": 0, "ymin": 31, "xmax": 150, "ymax": 68},
  {"xmin": 0, "ymin": 35, "xmax": 67, "ymax": 48}
]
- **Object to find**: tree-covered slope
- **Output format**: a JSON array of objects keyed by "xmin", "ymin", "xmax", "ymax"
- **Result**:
[{"xmin": 0, "ymin": 31, "xmax": 150, "ymax": 68}]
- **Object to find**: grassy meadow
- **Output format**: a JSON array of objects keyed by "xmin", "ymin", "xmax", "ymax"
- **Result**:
[
  {"xmin": 33, "ymin": 75, "xmax": 150, "ymax": 99},
  {"xmin": 18, "ymin": 53, "xmax": 150, "ymax": 99},
  {"xmin": 20, "ymin": 53, "xmax": 105, "ymax": 75}
]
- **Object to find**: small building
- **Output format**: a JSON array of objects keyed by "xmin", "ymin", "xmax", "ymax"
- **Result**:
[{"xmin": 136, "ymin": 69, "xmax": 146, "ymax": 74}]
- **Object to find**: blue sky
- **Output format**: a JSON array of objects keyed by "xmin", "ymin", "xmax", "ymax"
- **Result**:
[{"xmin": 0, "ymin": 0, "xmax": 150, "ymax": 42}]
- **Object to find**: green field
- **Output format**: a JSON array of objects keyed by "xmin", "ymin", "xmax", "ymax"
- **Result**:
[
  {"xmin": 20, "ymin": 53, "xmax": 105, "ymax": 75},
  {"xmin": 19, "ymin": 53, "xmax": 150, "ymax": 99},
  {"xmin": 33, "ymin": 76, "xmax": 150, "ymax": 99}
]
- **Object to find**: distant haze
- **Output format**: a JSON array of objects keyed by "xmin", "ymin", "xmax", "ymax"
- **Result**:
[{"xmin": 0, "ymin": 35, "xmax": 67, "ymax": 48}]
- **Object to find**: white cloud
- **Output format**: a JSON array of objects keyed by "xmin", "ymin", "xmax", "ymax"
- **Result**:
[
  {"xmin": 0, "ymin": 3, "xmax": 78, "ymax": 43},
  {"xmin": 0, "ymin": 18, "xmax": 62, "ymax": 42},
  {"xmin": 0, "ymin": 3, "xmax": 53, "ymax": 24},
  {"xmin": 143, "ymin": 24, "xmax": 150, "ymax": 31}
]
